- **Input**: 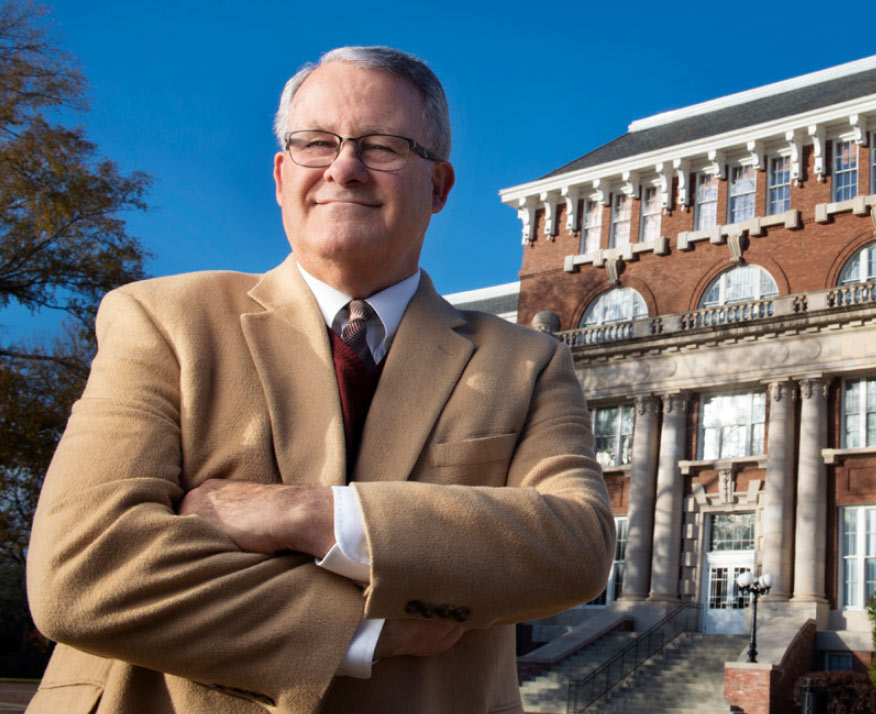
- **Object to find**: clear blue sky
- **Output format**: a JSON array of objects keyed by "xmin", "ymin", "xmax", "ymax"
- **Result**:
[{"xmin": 5, "ymin": 0, "xmax": 876, "ymax": 339}]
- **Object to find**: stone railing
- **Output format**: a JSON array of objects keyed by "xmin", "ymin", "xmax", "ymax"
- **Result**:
[
  {"xmin": 679, "ymin": 299, "xmax": 773, "ymax": 330},
  {"xmin": 558, "ymin": 321, "xmax": 635, "ymax": 346},
  {"xmin": 553, "ymin": 281, "xmax": 876, "ymax": 347},
  {"xmin": 828, "ymin": 281, "xmax": 876, "ymax": 307}
]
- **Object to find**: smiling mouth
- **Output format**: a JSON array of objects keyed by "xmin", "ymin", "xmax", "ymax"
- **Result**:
[{"xmin": 316, "ymin": 198, "xmax": 380, "ymax": 207}]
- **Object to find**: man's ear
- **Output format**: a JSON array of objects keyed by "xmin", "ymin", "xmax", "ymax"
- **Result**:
[
  {"xmin": 431, "ymin": 161, "xmax": 455, "ymax": 214},
  {"xmin": 273, "ymin": 152, "xmax": 286, "ymax": 206}
]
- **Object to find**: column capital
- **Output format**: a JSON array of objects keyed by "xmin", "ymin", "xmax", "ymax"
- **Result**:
[
  {"xmin": 661, "ymin": 392, "xmax": 689, "ymax": 414},
  {"xmin": 798, "ymin": 376, "xmax": 830, "ymax": 401},
  {"xmin": 767, "ymin": 380, "xmax": 797, "ymax": 403},
  {"xmin": 635, "ymin": 395, "xmax": 661, "ymax": 415}
]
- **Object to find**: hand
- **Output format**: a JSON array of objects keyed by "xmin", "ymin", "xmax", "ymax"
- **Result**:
[
  {"xmin": 374, "ymin": 619, "xmax": 465, "ymax": 659},
  {"xmin": 178, "ymin": 479, "xmax": 335, "ymax": 558}
]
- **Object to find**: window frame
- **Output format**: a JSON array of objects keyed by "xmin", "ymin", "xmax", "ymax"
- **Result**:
[
  {"xmin": 695, "ymin": 171, "xmax": 719, "ymax": 230},
  {"xmin": 700, "ymin": 264, "xmax": 779, "ymax": 308},
  {"xmin": 727, "ymin": 164, "xmax": 756, "ymax": 224},
  {"xmin": 872, "ymin": 132, "xmax": 876, "ymax": 196},
  {"xmin": 579, "ymin": 287, "xmax": 649, "ymax": 327},
  {"xmin": 838, "ymin": 505, "xmax": 876, "ymax": 610},
  {"xmin": 767, "ymin": 154, "xmax": 791, "ymax": 215},
  {"xmin": 832, "ymin": 138, "xmax": 858, "ymax": 202},
  {"xmin": 841, "ymin": 377, "xmax": 876, "ymax": 449},
  {"xmin": 640, "ymin": 184, "xmax": 662, "ymax": 243},
  {"xmin": 579, "ymin": 198, "xmax": 603, "ymax": 254},
  {"xmin": 609, "ymin": 192, "xmax": 632, "ymax": 249},
  {"xmin": 838, "ymin": 241, "xmax": 876, "ymax": 285},
  {"xmin": 592, "ymin": 403, "xmax": 635, "ymax": 469},
  {"xmin": 698, "ymin": 390, "xmax": 767, "ymax": 460},
  {"xmin": 585, "ymin": 516, "xmax": 628, "ymax": 606}
]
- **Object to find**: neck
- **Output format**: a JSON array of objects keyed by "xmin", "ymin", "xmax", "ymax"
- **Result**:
[{"xmin": 297, "ymin": 258, "xmax": 418, "ymax": 298}]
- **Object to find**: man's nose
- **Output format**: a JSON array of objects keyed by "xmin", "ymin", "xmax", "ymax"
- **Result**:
[{"xmin": 324, "ymin": 140, "xmax": 369, "ymax": 183}]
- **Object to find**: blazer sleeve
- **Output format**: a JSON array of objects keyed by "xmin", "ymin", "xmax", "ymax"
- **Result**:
[
  {"xmin": 354, "ymin": 335, "xmax": 617, "ymax": 629},
  {"xmin": 26, "ymin": 288, "xmax": 363, "ymax": 710}
]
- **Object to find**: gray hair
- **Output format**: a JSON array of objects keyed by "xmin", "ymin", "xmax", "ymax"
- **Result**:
[{"xmin": 273, "ymin": 46, "xmax": 451, "ymax": 161}]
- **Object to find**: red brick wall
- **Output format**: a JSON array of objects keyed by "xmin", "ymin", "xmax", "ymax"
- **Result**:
[
  {"xmin": 604, "ymin": 473, "xmax": 629, "ymax": 514},
  {"xmin": 724, "ymin": 621, "xmax": 817, "ymax": 714},
  {"xmin": 517, "ymin": 144, "xmax": 875, "ymax": 330}
]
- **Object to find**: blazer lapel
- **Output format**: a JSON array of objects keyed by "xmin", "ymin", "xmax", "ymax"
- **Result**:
[
  {"xmin": 241, "ymin": 256, "xmax": 347, "ymax": 487},
  {"xmin": 353, "ymin": 273, "xmax": 473, "ymax": 483}
]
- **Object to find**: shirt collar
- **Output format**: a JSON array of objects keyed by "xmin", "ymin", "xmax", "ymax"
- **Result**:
[{"xmin": 296, "ymin": 262, "xmax": 421, "ymax": 358}]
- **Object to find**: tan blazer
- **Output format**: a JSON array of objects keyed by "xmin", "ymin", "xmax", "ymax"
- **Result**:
[{"xmin": 26, "ymin": 256, "xmax": 615, "ymax": 714}]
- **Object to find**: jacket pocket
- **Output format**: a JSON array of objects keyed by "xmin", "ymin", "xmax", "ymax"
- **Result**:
[
  {"xmin": 26, "ymin": 682, "xmax": 102, "ymax": 713},
  {"xmin": 27, "ymin": 644, "xmax": 111, "ymax": 713},
  {"xmin": 429, "ymin": 433, "xmax": 517, "ymax": 468}
]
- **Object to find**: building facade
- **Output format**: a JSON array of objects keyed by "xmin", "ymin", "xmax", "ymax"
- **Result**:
[{"xmin": 499, "ymin": 55, "xmax": 876, "ymax": 667}]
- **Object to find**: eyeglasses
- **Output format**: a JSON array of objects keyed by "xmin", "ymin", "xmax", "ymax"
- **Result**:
[{"xmin": 283, "ymin": 130, "xmax": 441, "ymax": 171}]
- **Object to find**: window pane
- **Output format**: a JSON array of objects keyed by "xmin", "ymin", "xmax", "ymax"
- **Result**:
[
  {"xmin": 844, "ymin": 558, "xmax": 858, "ymax": 608},
  {"xmin": 729, "ymin": 165, "xmax": 756, "ymax": 223},
  {"xmin": 838, "ymin": 242, "xmax": 875, "ymax": 285},
  {"xmin": 580, "ymin": 288, "xmax": 648, "ymax": 327},
  {"xmin": 844, "ymin": 378, "xmax": 876, "ymax": 448},
  {"xmin": 696, "ymin": 173, "xmax": 718, "ymax": 230},
  {"xmin": 700, "ymin": 265, "xmax": 778, "ymax": 308},
  {"xmin": 580, "ymin": 201, "xmax": 602, "ymax": 254},
  {"xmin": 833, "ymin": 140, "xmax": 858, "ymax": 202},
  {"xmin": 710, "ymin": 513, "xmax": 754, "ymax": 551},
  {"xmin": 611, "ymin": 194, "xmax": 631, "ymax": 248},
  {"xmin": 641, "ymin": 187, "xmax": 662, "ymax": 242},
  {"xmin": 768, "ymin": 156, "xmax": 791, "ymax": 215},
  {"xmin": 700, "ymin": 392, "xmax": 766, "ymax": 459}
]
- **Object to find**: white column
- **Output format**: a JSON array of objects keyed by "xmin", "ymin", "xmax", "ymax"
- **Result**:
[
  {"xmin": 792, "ymin": 377, "xmax": 829, "ymax": 603},
  {"xmin": 761, "ymin": 380, "xmax": 797, "ymax": 601},
  {"xmin": 619, "ymin": 396, "xmax": 660, "ymax": 601},
  {"xmin": 649, "ymin": 393, "xmax": 688, "ymax": 601}
]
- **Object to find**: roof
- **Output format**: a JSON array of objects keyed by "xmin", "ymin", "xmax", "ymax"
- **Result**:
[
  {"xmin": 444, "ymin": 281, "xmax": 519, "ymax": 316},
  {"xmin": 541, "ymin": 65, "xmax": 876, "ymax": 180}
]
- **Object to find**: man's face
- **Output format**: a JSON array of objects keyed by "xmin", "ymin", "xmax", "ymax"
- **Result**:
[{"xmin": 273, "ymin": 61, "xmax": 454, "ymax": 296}]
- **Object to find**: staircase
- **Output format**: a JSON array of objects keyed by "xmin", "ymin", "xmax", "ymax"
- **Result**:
[
  {"xmin": 522, "ymin": 633, "xmax": 747, "ymax": 714},
  {"xmin": 520, "ymin": 631, "xmax": 639, "ymax": 714}
]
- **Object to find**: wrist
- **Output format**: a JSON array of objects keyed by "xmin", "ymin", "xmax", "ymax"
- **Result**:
[{"xmin": 279, "ymin": 486, "xmax": 335, "ymax": 558}]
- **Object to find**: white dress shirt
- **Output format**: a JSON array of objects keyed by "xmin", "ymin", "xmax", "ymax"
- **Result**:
[{"xmin": 297, "ymin": 263, "xmax": 421, "ymax": 678}]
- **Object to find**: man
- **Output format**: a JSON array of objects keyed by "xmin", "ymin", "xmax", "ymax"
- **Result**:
[{"xmin": 26, "ymin": 47, "xmax": 615, "ymax": 714}]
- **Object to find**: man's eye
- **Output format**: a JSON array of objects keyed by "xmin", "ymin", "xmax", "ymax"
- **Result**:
[
  {"xmin": 303, "ymin": 139, "xmax": 337, "ymax": 150},
  {"xmin": 361, "ymin": 139, "xmax": 403, "ymax": 156}
]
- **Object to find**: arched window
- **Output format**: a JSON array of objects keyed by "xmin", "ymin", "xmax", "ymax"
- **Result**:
[
  {"xmin": 838, "ymin": 241, "xmax": 876, "ymax": 285},
  {"xmin": 700, "ymin": 265, "xmax": 778, "ymax": 308},
  {"xmin": 579, "ymin": 288, "xmax": 648, "ymax": 327}
]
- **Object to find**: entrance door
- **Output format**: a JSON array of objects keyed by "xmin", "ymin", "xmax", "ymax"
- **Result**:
[{"xmin": 701, "ymin": 513, "xmax": 755, "ymax": 634}]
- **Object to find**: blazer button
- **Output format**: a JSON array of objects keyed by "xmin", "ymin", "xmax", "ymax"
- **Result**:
[
  {"xmin": 404, "ymin": 600, "xmax": 423, "ymax": 615},
  {"xmin": 435, "ymin": 604, "xmax": 452, "ymax": 619},
  {"xmin": 451, "ymin": 607, "xmax": 471, "ymax": 623},
  {"xmin": 420, "ymin": 603, "xmax": 436, "ymax": 618}
]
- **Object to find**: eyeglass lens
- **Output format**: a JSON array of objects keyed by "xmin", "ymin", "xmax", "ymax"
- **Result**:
[{"xmin": 286, "ymin": 131, "xmax": 411, "ymax": 170}]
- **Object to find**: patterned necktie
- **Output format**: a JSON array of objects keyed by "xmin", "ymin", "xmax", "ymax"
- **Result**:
[{"xmin": 341, "ymin": 300, "xmax": 376, "ymax": 371}]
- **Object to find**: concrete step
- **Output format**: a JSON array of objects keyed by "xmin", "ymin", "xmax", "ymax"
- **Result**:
[{"xmin": 523, "ymin": 632, "xmax": 744, "ymax": 714}]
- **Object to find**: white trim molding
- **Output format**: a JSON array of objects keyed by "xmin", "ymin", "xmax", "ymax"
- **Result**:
[
  {"xmin": 561, "ymin": 185, "xmax": 581, "ymax": 234},
  {"xmin": 517, "ymin": 196, "xmax": 536, "ymax": 245},
  {"xmin": 540, "ymin": 190, "xmax": 559, "ymax": 238},
  {"xmin": 808, "ymin": 124, "xmax": 827, "ymax": 181}
]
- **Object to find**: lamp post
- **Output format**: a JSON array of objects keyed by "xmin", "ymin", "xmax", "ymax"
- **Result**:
[{"xmin": 736, "ymin": 571, "xmax": 773, "ymax": 663}]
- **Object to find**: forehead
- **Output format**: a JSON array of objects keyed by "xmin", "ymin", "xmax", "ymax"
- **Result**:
[{"xmin": 287, "ymin": 61, "xmax": 427, "ymax": 137}]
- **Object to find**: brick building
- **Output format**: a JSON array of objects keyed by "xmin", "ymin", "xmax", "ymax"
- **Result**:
[{"xmin": 499, "ymin": 54, "xmax": 876, "ymax": 677}]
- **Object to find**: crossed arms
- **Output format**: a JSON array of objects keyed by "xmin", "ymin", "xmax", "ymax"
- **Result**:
[{"xmin": 27, "ymin": 274, "xmax": 615, "ymax": 708}]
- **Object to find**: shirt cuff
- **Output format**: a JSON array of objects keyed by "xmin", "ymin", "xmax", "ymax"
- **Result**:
[
  {"xmin": 315, "ymin": 485, "xmax": 371, "ymax": 584},
  {"xmin": 336, "ymin": 618, "xmax": 385, "ymax": 678}
]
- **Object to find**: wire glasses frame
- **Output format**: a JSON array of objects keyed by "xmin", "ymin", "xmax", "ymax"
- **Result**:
[{"xmin": 283, "ymin": 130, "xmax": 441, "ymax": 171}]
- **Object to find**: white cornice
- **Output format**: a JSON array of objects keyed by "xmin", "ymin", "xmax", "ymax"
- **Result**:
[
  {"xmin": 628, "ymin": 55, "xmax": 876, "ymax": 133},
  {"xmin": 444, "ymin": 281, "xmax": 520, "ymax": 304},
  {"xmin": 498, "ymin": 96, "xmax": 876, "ymax": 206}
]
